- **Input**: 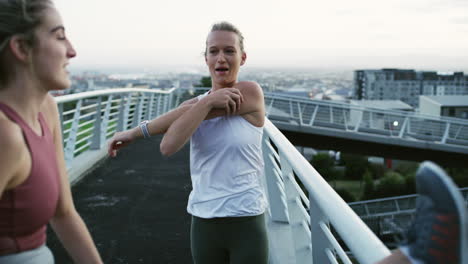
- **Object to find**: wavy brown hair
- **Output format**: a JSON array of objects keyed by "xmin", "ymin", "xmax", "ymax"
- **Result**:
[{"xmin": 0, "ymin": 0, "xmax": 53, "ymax": 88}]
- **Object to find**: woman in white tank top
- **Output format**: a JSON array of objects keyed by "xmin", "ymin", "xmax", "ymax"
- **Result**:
[
  {"xmin": 108, "ymin": 21, "xmax": 269, "ymax": 264},
  {"xmin": 160, "ymin": 21, "xmax": 269, "ymax": 264}
]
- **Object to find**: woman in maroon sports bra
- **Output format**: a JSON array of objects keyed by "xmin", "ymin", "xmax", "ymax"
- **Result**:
[{"xmin": 0, "ymin": 0, "xmax": 102, "ymax": 263}]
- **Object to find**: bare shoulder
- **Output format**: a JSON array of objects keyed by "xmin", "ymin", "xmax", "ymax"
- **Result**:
[
  {"xmin": 0, "ymin": 114, "xmax": 23, "ymax": 149},
  {"xmin": 234, "ymin": 81, "xmax": 263, "ymax": 97},
  {"xmin": 0, "ymin": 114, "xmax": 24, "ymax": 174}
]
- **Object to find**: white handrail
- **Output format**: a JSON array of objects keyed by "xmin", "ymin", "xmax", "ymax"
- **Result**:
[{"xmin": 263, "ymin": 119, "xmax": 391, "ymax": 263}]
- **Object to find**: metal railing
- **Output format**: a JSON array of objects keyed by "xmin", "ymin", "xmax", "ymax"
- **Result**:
[
  {"xmin": 349, "ymin": 187, "xmax": 468, "ymax": 218},
  {"xmin": 264, "ymin": 92, "xmax": 468, "ymax": 149},
  {"xmin": 178, "ymin": 88, "xmax": 468, "ymax": 154},
  {"xmin": 56, "ymin": 88, "xmax": 175, "ymax": 167},
  {"xmin": 59, "ymin": 87, "xmax": 468, "ymax": 263},
  {"xmin": 262, "ymin": 119, "xmax": 390, "ymax": 264},
  {"xmin": 347, "ymin": 188, "xmax": 468, "ymax": 236}
]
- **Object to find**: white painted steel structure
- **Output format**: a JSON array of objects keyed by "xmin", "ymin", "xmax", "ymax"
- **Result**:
[
  {"xmin": 264, "ymin": 92, "xmax": 468, "ymax": 152},
  {"xmin": 262, "ymin": 119, "xmax": 390, "ymax": 264},
  {"xmin": 56, "ymin": 88, "xmax": 467, "ymax": 263},
  {"xmin": 56, "ymin": 88, "xmax": 175, "ymax": 168}
]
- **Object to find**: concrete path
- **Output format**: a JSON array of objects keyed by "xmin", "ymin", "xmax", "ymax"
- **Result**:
[{"xmin": 47, "ymin": 135, "xmax": 193, "ymax": 264}]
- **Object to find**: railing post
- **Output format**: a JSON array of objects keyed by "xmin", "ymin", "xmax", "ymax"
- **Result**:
[
  {"xmin": 132, "ymin": 93, "xmax": 146, "ymax": 128},
  {"xmin": 262, "ymin": 135, "xmax": 290, "ymax": 223},
  {"xmin": 407, "ymin": 117, "xmax": 412, "ymax": 134},
  {"xmin": 117, "ymin": 94, "xmax": 131, "ymax": 131},
  {"xmin": 398, "ymin": 117, "xmax": 409, "ymax": 138},
  {"xmin": 297, "ymin": 102, "xmax": 303, "ymax": 125},
  {"xmin": 281, "ymin": 151, "xmax": 312, "ymax": 264},
  {"xmin": 90, "ymin": 96, "xmax": 103, "ymax": 150},
  {"xmin": 309, "ymin": 195, "xmax": 333, "ymax": 264},
  {"xmin": 266, "ymin": 98, "xmax": 275, "ymax": 117},
  {"xmin": 100, "ymin": 95, "xmax": 113, "ymax": 146},
  {"xmin": 64, "ymin": 99, "xmax": 82, "ymax": 166},
  {"xmin": 353, "ymin": 108, "xmax": 363, "ymax": 132},
  {"xmin": 309, "ymin": 106, "xmax": 318, "ymax": 126},
  {"xmin": 442, "ymin": 122, "xmax": 451, "ymax": 143}
]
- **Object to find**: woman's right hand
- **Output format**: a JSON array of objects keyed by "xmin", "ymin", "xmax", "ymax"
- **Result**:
[
  {"xmin": 107, "ymin": 129, "xmax": 137, "ymax": 157},
  {"xmin": 205, "ymin": 88, "xmax": 244, "ymax": 115}
]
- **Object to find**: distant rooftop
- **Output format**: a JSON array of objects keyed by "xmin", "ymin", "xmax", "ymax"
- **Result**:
[
  {"xmin": 350, "ymin": 100, "xmax": 413, "ymax": 111},
  {"xmin": 420, "ymin": 95, "xmax": 468, "ymax": 107}
]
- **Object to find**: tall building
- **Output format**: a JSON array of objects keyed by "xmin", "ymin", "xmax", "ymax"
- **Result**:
[{"xmin": 354, "ymin": 69, "xmax": 468, "ymax": 107}]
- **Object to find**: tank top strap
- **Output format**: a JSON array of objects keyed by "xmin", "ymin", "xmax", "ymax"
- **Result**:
[
  {"xmin": 0, "ymin": 102, "xmax": 50, "ymax": 138},
  {"xmin": 0, "ymin": 102, "xmax": 25, "ymax": 126}
]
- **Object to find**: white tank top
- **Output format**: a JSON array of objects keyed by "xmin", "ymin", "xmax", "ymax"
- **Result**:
[{"xmin": 187, "ymin": 93, "xmax": 268, "ymax": 218}]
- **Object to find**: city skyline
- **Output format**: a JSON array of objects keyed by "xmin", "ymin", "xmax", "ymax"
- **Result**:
[{"xmin": 56, "ymin": 0, "xmax": 468, "ymax": 71}]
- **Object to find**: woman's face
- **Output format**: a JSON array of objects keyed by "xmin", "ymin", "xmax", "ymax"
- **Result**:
[
  {"xmin": 205, "ymin": 30, "xmax": 246, "ymax": 88},
  {"xmin": 30, "ymin": 7, "xmax": 76, "ymax": 91}
]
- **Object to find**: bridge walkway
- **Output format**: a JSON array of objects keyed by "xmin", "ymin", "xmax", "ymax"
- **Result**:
[{"xmin": 48, "ymin": 136, "xmax": 193, "ymax": 264}]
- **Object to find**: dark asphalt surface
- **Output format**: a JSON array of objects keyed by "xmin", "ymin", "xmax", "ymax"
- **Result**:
[{"xmin": 47, "ymin": 135, "xmax": 193, "ymax": 264}]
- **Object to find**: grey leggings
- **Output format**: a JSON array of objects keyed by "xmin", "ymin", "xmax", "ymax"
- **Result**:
[
  {"xmin": 0, "ymin": 245, "xmax": 54, "ymax": 264},
  {"xmin": 191, "ymin": 214, "xmax": 269, "ymax": 264}
]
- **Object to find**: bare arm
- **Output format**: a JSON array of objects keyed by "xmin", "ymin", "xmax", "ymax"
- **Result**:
[
  {"xmin": 159, "ymin": 84, "xmax": 261, "ymax": 157},
  {"xmin": 108, "ymin": 102, "xmax": 196, "ymax": 157},
  {"xmin": 44, "ymin": 95, "xmax": 102, "ymax": 264},
  {"xmin": 107, "ymin": 93, "xmax": 237, "ymax": 157}
]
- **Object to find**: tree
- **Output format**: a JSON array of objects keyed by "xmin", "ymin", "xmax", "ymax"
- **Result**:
[
  {"xmin": 362, "ymin": 170, "xmax": 375, "ymax": 200},
  {"xmin": 373, "ymin": 171, "xmax": 406, "ymax": 198},
  {"xmin": 394, "ymin": 161, "xmax": 418, "ymax": 176},
  {"xmin": 445, "ymin": 167, "xmax": 468, "ymax": 188},
  {"xmin": 336, "ymin": 188, "xmax": 356, "ymax": 202},
  {"xmin": 310, "ymin": 153, "xmax": 336, "ymax": 182},
  {"xmin": 341, "ymin": 153, "xmax": 370, "ymax": 180},
  {"xmin": 194, "ymin": 76, "xmax": 211, "ymax": 87}
]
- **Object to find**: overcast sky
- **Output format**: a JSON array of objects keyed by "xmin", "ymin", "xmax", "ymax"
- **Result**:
[{"xmin": 54, "ymin": 0, "xmax": 468, "ymax": 71}]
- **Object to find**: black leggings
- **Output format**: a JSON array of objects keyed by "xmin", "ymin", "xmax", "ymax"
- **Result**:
[{"xmin": 190, "ymin": 214, "xmax": 269, "ymax": 264}]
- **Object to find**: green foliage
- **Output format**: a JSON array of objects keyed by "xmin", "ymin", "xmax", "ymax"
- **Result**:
[
  {"xmin": 336, "ymin": 188, "xmax": 356, "ymax": 202},
  {"xmin": 368, "ymin": 163, "xmax": 386, "ymax": 179},
  {"xmin": 404, "ymin": 172, "xmax": 416, "ymax": 194},
  {"xmin": 372, "ymin": 171, "xmax": 407, "ymax": 198},
  {"xmin": 445, "ymin": 167, "xmax": 468, "ymax": 188},
  {"xmin": 341, "ymin": 153, "xmax": 370, "ymax": 180},
  {"xmin": 311, "ymin": 153, "xmax": 340, "ymax": 181},
  {"xmin": 194, "ymin": 76, "xmax": 212, "ymax": 87},
  {"xmin": 394, "ymin": 161, "xmax": 419, "ymax": 176},
  {"xmin": 362, "ymin": 170, "xmax": 375, "ymax": 200},
  {"xmin": 311, "ymin": 153, "xmax": 334, "ymax": 173}
]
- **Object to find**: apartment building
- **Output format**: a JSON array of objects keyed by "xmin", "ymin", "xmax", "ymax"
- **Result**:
[{"xmin": 354, "ymin": 69, "xmax": 468, "ymax": 108}]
